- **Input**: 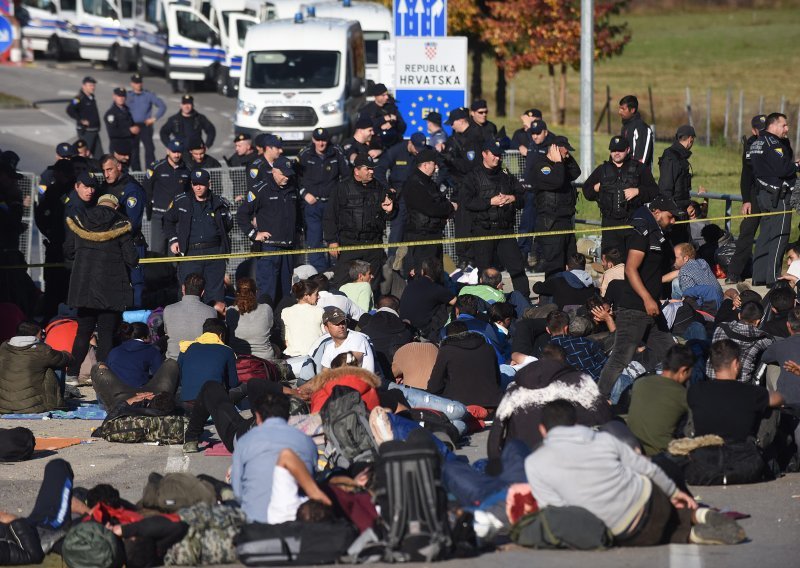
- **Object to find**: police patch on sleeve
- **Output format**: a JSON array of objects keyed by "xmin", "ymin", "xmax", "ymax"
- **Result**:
[
  {"xmin": 146, "ymin": 168, "xmax": 154, "ymax": 179},
  {"xmin": 249, "ymin": 168, "xmax": 258, "ymax": 179},
  {"xmin": 126, "ymin": 196, "xmax": 137, "ymax": 209},
  {"xmin": 775, "ymin": 147, "xmax": 784, "ymax": 157},
  {"xmin": 540, "ymin": 166, "xmax": 552, "ymax": 175},
  {"xmin": 38, "ymin": 184, "xmax": 47, "ymax": 195},
  {"xmin": 107, "ymin": 114, "xmax": 114, "ymax": 123},
  {"xmin": 466, "ymin": 151, "xmax": 475, "ymax": 161},
  {"xmin": 247, "ymin": 191, "xmax": 256, "ymax": 202},
  {"xmin": 72, "ymin": 98, "xmax": 79, "ymax": 104}
]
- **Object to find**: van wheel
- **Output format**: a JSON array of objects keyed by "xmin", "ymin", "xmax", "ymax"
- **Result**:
[
  {"xmin": 116, "ymin": 46, "xmax": 131, "ymax": 72},
  {"xmin": 46, "ymin": 36, "xmax": 64, "ymax": 61}
]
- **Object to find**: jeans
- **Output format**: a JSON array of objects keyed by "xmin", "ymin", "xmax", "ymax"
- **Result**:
[
  {"xmin": 303, "ymin": 200, "xmax": 330, "ymax": 272},
  {"xmin": 255, "ymin": 245, "xmax": 294, "ymax": 305},
  {"xmin": 597, "ymin": 307, "xmax": 674, "ymax": 397},
  {"xmin": 91, "ymin": 359, "xmax": 179, "ymax": 410},
  {"xmin": 387, "ymin": 383, "xmax": 467, "ymax": 435},
  {"xmin": 499, "ymin": 364, "xmax": 517, "ymax": 391},
  {"xmin": 671, "ymin": 279, "xmax": 682, "ymax": 300},
  {"xmin": 68, "ymin": 308, "xmax": 121, "ymax": 376},
  {"xmin": 517, "ymin": 192, "xmax": 537, "ymax": 257}
]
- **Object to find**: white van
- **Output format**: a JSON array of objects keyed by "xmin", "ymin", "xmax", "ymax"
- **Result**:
[
  {"xmin": 198, "ymin": 0, "xmax": 259, "ymax": 96},
  {"xmin": 18, "ymin": 0, "xmax": 80, "ymax": 60},
  {"xmin": 72, "ymin": 0, "xmax": 130, "ymax": 62},
  {"xmin": 235, "ymin": 15, "xmax": 366, "ymax": 148},
  {"xmin": 242, "ymin": 0, "xmax": 304, "ymax": 21},
  {"xmin": 307, "ymin": 0, "xmax": 390, "ymax": 85}
]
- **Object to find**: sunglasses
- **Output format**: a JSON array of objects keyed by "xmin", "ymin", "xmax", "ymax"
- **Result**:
[{"xmin": 475, "ymin": 110, "xmax": 488, "ymax": 115}]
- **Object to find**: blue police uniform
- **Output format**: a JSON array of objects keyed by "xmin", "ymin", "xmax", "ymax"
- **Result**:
[
  {"xmin": 66, "ymin": 90, "xmax": 102, "ymax": 157},
  {"xmin": 104, "ymin": 102, "xmax": 136, "ymax": 157},
  {"xmin": 245, "ymin": 156, "xmax": 273, "ymax": 192},
  {"xmin": 103, "ymin": 173, "xmax": 148, "ymax": 307},
  {"xmin": 127, "ymin": 88, "xmax": 166, "ymax": 172},
  {"xmin": 520, "ymin": 131, "xmax": 555, "ymax": 260},
  {"xmin": 163, "ymin": 172, "xmax": 232, "ymax": 303},
  {"xmin": 143, "ymin": 156, "xmax": 191, "ymax": 254},
  {"xmin": 374, "ymin": 140, "xmax": 421, "ymax": 250},
  {"xmin": 236, "ymin": 164, "xmax": 299, "ymax": 304},
  {"xmin": 297, "ymin": 142, "xmax": 348, "ymax": 272}
]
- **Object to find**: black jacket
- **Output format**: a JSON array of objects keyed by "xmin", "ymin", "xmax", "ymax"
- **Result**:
[
  {"xmin": 620, "ymin": 111, "xmax": 654, "ymax": 167},
  {"xmin": 528, "ymin": 153, "xmax": 581, "ymax": 220},
  {"xmin": 236, "ymin": 176, "xmax": 299, "ymax": 247},
  {"xmin": 402, "ymin": 167, "xmax": 453, "ymax": 237},
  {"xmin": 374, "ymin": 141, "xmax": 417, "ymax": 191},
  {"xmin": 0, "ymin": 519, "xmax": 45, "ymax": 565},
  {"xmin": 750, "ymin": 131, "xmax": 798, "ymax": 191},
  {"xmin": 104, "ymin": 103, "xmax": 135, "ymax": 144},
  {"xmin": 144, "ymin": 157, "xmax": 191, "ymax": 215},
  {"xmin": 323, "ymin": 176, "xmax": 394, "ymax": 244},
  {"xmin": 159, "ymin": 110, "xmax": 216, "ymax": 148},
  {"xmin": 358, "ymin": 309, "xmax": 413, "ymax": 379},
  {"xmin": 163, "ymin": 191, "xmax": 232, "ymax": 254},
  {"xmin": 427, "ymin": 331, "xmax": 502, "ymax": 408},
  {"xmin": 463, "ymin": 163, "xmax": 525, "ymax": 232},
  {"xmin": 190, "ymin": 154, "xmax": 222, "ymax": 170},
  {"xmin": 297, "ymin": 144, "xmax": 349, "ymax": 200},
  {"xmin": 658, "ymin": 141, "xmax": 693, "ymax": 207},
  {"xmin": 358, "ymin": 99, "xmax": 407, "ymax": 144},
  {"xmin": 583, "ymin": 158, "xmax": 659, "ymax": 224},
  {"xmin": 66, "ymin": 90, "xmax": 100, "ymax": 130},
  {"xmin": 442, "ymin": 124, "xmax": 484, "ymax": 189},
  {"xmin": 65, "ymin": 205, "xmax": 139, "ymax": 311}
]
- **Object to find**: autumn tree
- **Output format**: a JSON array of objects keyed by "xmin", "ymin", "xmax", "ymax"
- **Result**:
[{"xmin": 482, "ymin": 0, "xmax": 631, "ymax": 123}]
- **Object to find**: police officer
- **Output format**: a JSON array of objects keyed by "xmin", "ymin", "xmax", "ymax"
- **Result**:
[
  {"xmin": 402, "ymin": 147, "xmax": 455, "ymax": 272},
  {"xmin": 342, "ymin": 118, "xmax": 375, "ymax": 164},
  {"xmin": 512, "ymin": 108, "xmax": 542, "ymax": 156},
  {"xmin": 442, "ymin": 107, "xmax": 484, "ymax": 265},
  {"xmin": 658, "ymin": 124, "xmax": 699, "ymax": 245},
  {"xmin": 425, "ymin": 111, "xmax": 447, "ymax": 150},
  {"xmin": 66, "ymin": 76, "xmax": 102, "ymax": 157},
  {"xmin": 727, "ymin": 114, "xmax": 767, "ymax": 283},
  {"xmin": 159, "ymin": 95, "xmax": 216, "ymax": 150},
  {"xmin": 469, "ymin": 99, "xmax": 498, "ymax": 142},
  {"xmin": 375, "ymin": 132, "xmax": 428, "ymax": 249},
  {"xmin": 144, "ymin": 139, "xmax": 191, "ymax": 254},
  {"xmin": 246, "ymin": 134, "xmax": 283, "ymax": 192},
  {"xmin": 583, "ymin": 136, "xmax": 659, "ymax": 255},
  {"xmin": 228, "ymin": 133, "xmax": 257, "ymax": 167},
  {"xmin": 164, "ymin": 169, "xmax": 232, "ymax": 305},
  {"xmin": 751, "ymin": 112, "xmax": 800, "ymax": 286},
  {"xmin": 324, "ymin": 153, "xmax": 396, "ymax": 291},
  {"xmin": 187, "ymin": 138, "xmax": 222, "ymax": 170},
  {"xmin": 237, "ymin": 156, "xmax": 300, "ymax": 303},
  {"xmin": 101, "ymin": 154, "xmax": 147, "ymax": 307},
  {"xmin": 297, "ymin": 127, "xmax": 349, "ymax": 272},
  {"xmin": 104, "ymin": 88, "xmax": 139, "ymax": 164},
  {"xmin": 127, "ymin": 73, "xmax": 166, "ymax": 172},
  {"xmin": 462, "ymin": 139, "xmax": 528, "ymax": 294},
  {"xmin": 358, "ymin": 83, "xmax": 406, "ymax": 149},
  {"xmin": 529, "ymin": 135, "xmax": 581, "ymax": 277},
  {"xmin": 618, "ymin": 95, "xmax": 655, "ymax": 168},
  {"xmin": 520, "ymin": 119, "xmax": 556, "ymax": 266},
  {"xmin": 73, "ymin": 139, "xmax": 101, "ymax": 175},
  {"xmin": 39, "ymin": 142, "xmax": 76, "ymax": 199}
]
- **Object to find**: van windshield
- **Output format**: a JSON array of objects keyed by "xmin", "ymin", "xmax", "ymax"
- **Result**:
[
  {"xmin": 363, "ymin": 31, "xmax": 389, "ymax": 65},
  {"xmin": 246, "ymin": 51, "xmax": 340, "ymax": 89}
]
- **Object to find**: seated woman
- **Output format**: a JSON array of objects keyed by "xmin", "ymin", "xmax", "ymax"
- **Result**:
[
  {"xmin": 281, "ymin": 280, "xmax": 324, "ymax": 358},
  {"xmin": 226, "ymin": 277, "xmax": 276, "ymax": 360}
]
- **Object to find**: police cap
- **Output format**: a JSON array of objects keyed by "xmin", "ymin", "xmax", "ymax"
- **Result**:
[
  {"xmin": 352, "ymin": 154, "xmax": 376, "ymax": 169},
  {"xmin": 470, "ymin": 99, "xmax": 488, "ymax": 111},
  {"xmin": 416, "ymin": 148, "xmax": 438, "ymax": 164},
  {"xmin": 675, "ymin": 124, "xmax": 696, "ymax": 139},
  {"xmin": 368, "ymin": 83, "xmax": 388, "ymax": 97},
  {"xmin": 181, "ymin": 95, "xmax": 194, "ymax": 104},
  {"xmin": 410, "ymin": 132, "xmax": 427, "ymax": 150},
  {"xmin": 483, "ymin": 139, "xmax": 504, "ymax": 156},
  {"xmin": 130, "ymin": 73, "xmax": 143, "ymax": 83},
  {"xmin": 273, "ymin": 156, "xmax": 296, "ymax": 177},
  {"xmin": 312, "ymin": 127, "xmax": 330, "ymax": 141},
  {"xmin": 530, "ymin": 120, "xmax": 547, "ymax": 134},
  {"xmin": 354, "ymin": 117, "xmax": 373, "ymax": 131},
  {"xmin": 608, "ymin": 136, "xmax": 629, "ymax": 151},
  {"xmin": 234, "ymin": 133, "xmax": 251, "ymax": 143},
  {"xmin": 76, "ymin": 171, "xmax": 98, "ymax": 189},
  {"xmin": 113, "ymin": 87, "xmax": 126, "ymax": 97},
  {"xmin": 167, "ymin": 139, "xmax": 183, "ymax": 152},
  {"xmin": 56, "ymin": 142, "xmax": 76, "ymax": 158},
  {"xmin": 554, "ymin": 136, "xmax": 575, "ymax": 151},
  {"xmin": 191, "ymin": 169, "xmax": 211, "ymax": 186},
  {"xmin": 424, "ymin": 111, "xmax": 442, "ymax": 125},
  {"xmin": 261, "ymin": 134, "xmax": 283, "ymax": 148},
  {"xmin": 523, "ymin": 108, "xmax": 543, "ymax": 119},
  {"xmin": 751, "ymin": 114, "xmax": 767, "ymax": 130},
  {"xmin": 445, "ymin": 108, "xmax": 468, "ymax": 125}
]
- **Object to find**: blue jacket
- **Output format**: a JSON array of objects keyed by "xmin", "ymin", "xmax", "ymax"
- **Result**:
[
  {"xmin": 177, "ymin": 342, "xmax": 238, "ymax": 402},
  {"xmin": 127, "ymin": 89, "xmax": 167, "ymax": 124},
  {"xmin": 107, "ymin": 339, "xmax": 163, "ymax": 388}
]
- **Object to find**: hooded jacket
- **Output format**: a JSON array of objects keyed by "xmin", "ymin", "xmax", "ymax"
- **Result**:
[
  {"xmin": 304, "ymin": 367, "xmax": 382, "ymax": 413},
  {"xmin": 487, "ymin": 359, "xmax": 611, "ymax": 469},
  {"xmin": 106, "ymin": 338, "xmax": 163, "ymax": 388},
  {"xmin": 427, "ymin": 331, "xmax": 502, "ymax": 408},
  {"xmin": 0, "ymin": 337, "xmax": 70, "ymax": 414},
  {"xmin": 65, "ymin": 205, "xmax": 139, "ymax": 311}
]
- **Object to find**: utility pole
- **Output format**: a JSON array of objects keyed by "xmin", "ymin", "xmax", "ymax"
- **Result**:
[{"xmin": 579, "ymin": 0, "xmax": 594, "ymax": 180}]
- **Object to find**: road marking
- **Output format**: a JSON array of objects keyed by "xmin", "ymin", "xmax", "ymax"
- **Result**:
[
  {"xmin": 58, "ymin": 90, "xmax": 76, "ymax": 96},
  {"xmin": 165, "ymin": 445, "xmax": 189, "ymax": 473},
  {"xmin": 669, "ymin": 544, "xmax": 702, "ymax": 568},
  {"xmin": 38, "ymin": 106, "xmax": 77, "ymax": 128}
]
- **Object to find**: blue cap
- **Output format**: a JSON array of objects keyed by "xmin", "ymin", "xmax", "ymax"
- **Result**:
[
  {"xmin": 410, "ymin": 132, "xmax": 427, "ymax": 150},
  {"xmin": 262, "ymin": 134, "xmax": 283, "ymax": 148},
  {"xmin": 57, "ymin": 142, "xmax": 76, "ymax": 158},
  {"xmin": 76, "ymin": 171, "xmax": 97, "ymax": 188},
  {"xmin": 167, "ymin": 139, "xmax": 182, "ymax": 152},
  {"xmin": 273, "ymin": 156, "xmax": 296, "ymax": 177},
  {"xmin": 483, "ymin": 139, "xmax": 504, "ymax": 156},
  {"xmin": 190, "ymin": 168, "xmax": 210, "ymax": 186}
]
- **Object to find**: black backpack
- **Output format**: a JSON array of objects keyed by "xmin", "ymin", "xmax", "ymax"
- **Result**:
[
  {"xmin": 320, "ymin": 386, "xmax": 379, "ymax": 469},
  {"xmin": 0, "ymin": 427, "xmax": 35, "ymax": 462},
  {"xmin": 235, "ymin": 521, "xmax": 357, "ymax": 566},
  {"xmin": 371, "ymin": 429, "xmax": 452, "ymax": 562}
]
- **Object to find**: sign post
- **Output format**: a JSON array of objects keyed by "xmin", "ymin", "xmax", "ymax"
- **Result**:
[{"xmin": 394, "ymin": 36, "xmax": 467, "ymax": 135}]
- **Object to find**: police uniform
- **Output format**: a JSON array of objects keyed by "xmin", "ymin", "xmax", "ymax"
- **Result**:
[
  {"xmin": 143, "ymin": 145, "xmax": 191, "ymax": 254},
  {"xmin": 105, "ymin": 94, "xmax": 136, "ymax": 160},
  {"xmin": 297, "ymin": 129, "xmax": 349, "ymax": 272},
  {"xmin": 103, "ymin": 172, "xmax": 148, "ymax": 307},
  {"xmin": 583, "ymin": 137, "xmax": 659, "ymax": 255},
  {"xmin": 66, "ymin": 78, "xmax": 102, "ymax": 157},
  {"xmin": 159, "ymin": 96, "xmax": 216, "ymax": 149},
  {"xmin": 462, "ymin": 140, "xmax": 528, "ymax": 295},
  {"xmin": 750, "ymin": 128, "xmax": 799, "ymax": 285},
  {"xmin": 520, "ymin": 124, "xmax": 555, "ymax": 260},
  {"xmin": 229, "ymin": 133, "xmax": 258, "ymax": 168},
  {"xmin": 341, "ymin": 136, "xmax": 370, "ymax": 164},
  {"xmin": 236, "ymin": 157, "xmax": 299, "ymax": 303},
  {"xmin": 657, "ymin": 133, "xmax": 694, "ymax": 244},
  {"xmin": 163, "ymin": 169, "xmax": 232, "ymax": 303},
  {"xmin": 528, "ymin": 136, "xmax": 581, "ymax": 277},
  {"xmin": 357, "ymin": 84, "xmax": 407, "ymax": 148}
]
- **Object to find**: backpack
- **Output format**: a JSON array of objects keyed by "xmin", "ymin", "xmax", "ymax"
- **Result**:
[
  {"xmin": 93, "ymin": 415, "xmax": 189, "ymax": 444},
  {"xmin": 62, "ymin": 521, "xmax": 124, "ymax": 568},
  {"xmin": 236, "ymin": 354, "xmax": 282, "ymax": 383},
  {"xmin": 683, "ymin": 439, "xmax": 766, "ymax": 485},
  {"xmin": 164, "ymin": 502, "xmax": 246, "ymax": 566},
  {"xmin": 0, "ymin": 427, "xmax": 35, "ymax": 462},
  {"xmin": 371, "ymin": 429, "xmax": 452, "ymax": 562},
  {"xmin": 235, "ymin": 521, "xmax": 357, "ymax": 566},
  {"xmin": 44, "ymin": 318, "xmax": 78, "ymax": 353},
  {"xmin": 141, "ymin": 472, "xmax": 217, "ymax": 513},
  {"xmin": 320, "ymin": 385, "xmax": 379, "ymax": 469},
  {"xmin": 146, "ymin": 307, "xmax": 165, "ymax": 343},
  {"xmin": 510, "ymin": 506, "xmax": 612, "ymax": 550},
  {"xmin": 400, "ymin": 409, "xmax": 460, "ymax": 451}
]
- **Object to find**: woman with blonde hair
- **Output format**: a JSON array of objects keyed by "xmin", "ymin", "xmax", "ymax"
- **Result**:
[{"xmin": 226, "ymin": 277, "xmax": 275, "ymax": 359}]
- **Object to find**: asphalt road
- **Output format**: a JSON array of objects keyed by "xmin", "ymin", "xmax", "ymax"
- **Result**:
[{"xmin": 0, "ymin": 60, "xmax": 239, "ymax": 175}]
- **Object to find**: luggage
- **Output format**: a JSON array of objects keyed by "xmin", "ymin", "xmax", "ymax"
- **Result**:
[
  {"xmin": 0, "ymin": 427, "xmax": 35, "ymax": 462},
  {"xmin": 61, "ymin": 521, "xmax": 124, "ymax": 568},
  {"xmin": 141, "ymin": 472, "xmax": 217, "ymax": 513},
  {"xmin": 236, "ymin": 354, "xmax": 282, "ymax": 383},
  {"xmin": 93, "ymin": 414, "xmax": 189, "ymax": 444},
  {"xmin": 320, "ymin": 386, "xmax": 379, "ymax": 469},
  {"xmin": 510, "ymin": 506, "xmax": 611, "ymax": 550},
  {"xmin": 683, "ymin": 439, "xmax": 766, "ymax": 485},
  {"xmin": 400, "ymin": 408, "xmax": 460, "ymax": 450},
  {"xmin": 372, "ymin": 429, "xmax": 451, "ymax": 562},
  {"xmin": 236, "ymin": 521, "xmax": 357, "ymax": 566}
]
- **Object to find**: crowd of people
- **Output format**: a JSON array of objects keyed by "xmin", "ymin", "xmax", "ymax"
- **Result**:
[{"xmin": 0, "ymin": 85, "xmax": 799, "ymax": 565}]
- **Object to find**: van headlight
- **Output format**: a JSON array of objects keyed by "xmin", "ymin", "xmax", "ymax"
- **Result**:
[
  {"xmin": 320, "ymin": 100, "xmax": 342, "ymax": 115},
  {"xmin": 237, "ymin": 100, "xmax": 257, "ymax": 116}
]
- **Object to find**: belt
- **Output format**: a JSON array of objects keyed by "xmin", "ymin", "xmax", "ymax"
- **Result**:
[
  {"xmin": 317, "ymin": 197, "xmax": 329, "ymax": 202},
  {"xmin": 153, "ymin": 208, "xmax": 167, "ymax": 214},
  {"xmin": 78, "ymin": 127, "xmax": 100, "ymax": 132},
  {"xmin": 188, "ymin": 241, "xmax": 221, "ymax": 250},
  {"xmin": 756, "ymin": 179, "xmax": 782, "ymax": 192}
]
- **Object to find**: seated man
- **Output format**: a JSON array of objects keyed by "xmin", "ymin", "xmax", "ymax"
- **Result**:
[
  {"xmin": 177, "ymin": 318, "xmax": 238, "ymax": 407},
  {"xmin": 398, "ymin": 257, "xmax": 456, "ymax": 341},
  {"xmin": 525, "ymin": 400, "xmax": 747, "ymax": 546},
  {"xmin": 358, "ymin": 295, "xmax": 413, "ymax": 379},
  {"xmin": 427, "ymin": 321, "xmax": 502, "ymax": 409},
  {"xmin": 310, "ymin": 307, "xmax": 376, "ymax": 373},
  {"xmin": 163, "ymin": 273, "xmax": 218, "ymax": 361},
  {"xmin": 532, "ymin": 253, "xmax": 597, "ymax": 309},
  {"xmin": 762, "ymin": 286, "xmax": 796, "ymax": 339},
  {"xmin": 706, "ymin": 301, "xmax": 774, "ymax": 383},
  {"xmin": 391, "ymin": 342, "xmax": 439, "ymax": 389},
  {"xmin": 311, "ymin": 273, "xmax": 365, "ymax": 322},
  {"xmin": 664, "ymin": 243, "xmax": 723, "ymax": 309},
  {"xmin": 545, "ymin": 310, "xmax": 607, "ymax": 382},
  {"xmin": 459, "ymin": 268, "xmax": 507, "ymax": 304},
  {"xmin": 441, "ymin": 294, "xmax": 505, "ymax": 363},
  {"xmin": 626, "ymin": 345, "xmax": 696, "ymax": 456},
  {"xmin": 761, "ymin": 306, "xmax": 800, "ymax": 405},
  {"xmin": 597, "ymin": 248, "xmax": 625, "ymax": 297},
  {"xmin": 0, "ymin": 321, "xmax": 71, "ymax": 414},
  {"xmin": 231, "ymin": 393, "xmax": 320, "ymax": 523},
  {"xmin": 338, "ymin": 260, "xmax": 375, "ymax": 313},
  {"xmin": 690, "ymin": 339, "xmax": 783, "ymax": 444}
]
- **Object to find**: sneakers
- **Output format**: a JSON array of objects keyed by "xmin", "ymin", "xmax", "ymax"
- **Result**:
[
  {"xmin": 368, "ymin": 406, "xmax": 394, "ymax": 446},
  {"xmin": 690, "ymin": 510, "xmax": 747, "ymax": 545},
  {"xmin": 182, "ymin": 440, "xmax": 200, "ymax": 454},
  {"xmin": 65, "ymin": 376, "xmax": 79, "ymax": 387},
  {"xmin": 64, "ymin": 385, "xmax": 84, "ymax": 399}
]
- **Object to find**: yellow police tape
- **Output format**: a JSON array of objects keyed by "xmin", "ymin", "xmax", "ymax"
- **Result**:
[{"xmin": 4, "ymin": 209, "xmax": 796, "ymax": 269}]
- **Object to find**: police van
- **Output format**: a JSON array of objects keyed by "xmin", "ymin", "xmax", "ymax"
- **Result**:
[
  {"xmin": 235, "ymin": 14, "xmax": 366, "ymax": 149},
  {"xmin": 131, "ymin": 0, "xmax": 224, "ymax": 91},
  {"xmin": 307, "ymin": 0, "xmax": 391, "ymax": 85},
  {"xmin": 72, "ymin": 0, "xmax": 131, "ymax": 63},
  {"xmin": 18, "ymin": 0, "xmax": 80, "ymax": 60},
  {"xmin": 242, "ymin": 0, "xmax": 304, "ymax": 21}
]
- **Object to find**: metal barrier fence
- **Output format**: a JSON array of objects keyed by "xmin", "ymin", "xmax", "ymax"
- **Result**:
[{"xmin": 18, "ymin": 151, "xmax": 747, "ymax": 283}]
